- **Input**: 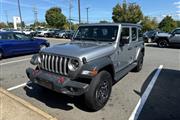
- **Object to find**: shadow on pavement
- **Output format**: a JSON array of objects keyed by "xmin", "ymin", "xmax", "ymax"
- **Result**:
[
  {"xmin": 134, "ymin": 68, "xmax": 180, "ymax": 120},
  {"xmin": 23, "ymin": 82, "xmax": 91, "ymax": 112},
  {"xmin": 145, "ymin": 43, "xmax": 180, "ymax": 49}
]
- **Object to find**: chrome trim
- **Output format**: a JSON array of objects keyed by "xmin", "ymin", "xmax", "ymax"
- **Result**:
[
  {"xmin": 40, "ymin": 53, "xmax": 69, "ymax": 76},
  {"xmin": 64, "ymin": 58, "xmax": 67, "ymax": 75},
  {"xmin": 44, "ymin": 54, "xmax": 48, "ymax": 70},
  {"xmin": 59, "ymin": 57, "xmax": 63, "ymax": 74},
  {"xmin": 55, "ymin": 56, "xmax": 59, "ymax": 73},
  {"xmin": 48, "ymin": 55, "xmax": 51, "ymax": 71},
  {"xmin": 52, "ymin": 56, "xmax": 55, "ymax": 72}
]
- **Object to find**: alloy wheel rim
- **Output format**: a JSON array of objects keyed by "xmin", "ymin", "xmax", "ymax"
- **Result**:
[{"xmin": 96, "ymin": 80, "xmax": 110, "ymax": 105}]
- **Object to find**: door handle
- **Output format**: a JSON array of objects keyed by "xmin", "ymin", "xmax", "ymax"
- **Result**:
[{"xmin": 128, "ymin": 47, "xmax": 132, "ymax": 50}]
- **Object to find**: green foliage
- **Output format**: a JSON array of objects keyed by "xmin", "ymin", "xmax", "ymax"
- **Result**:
[
  {"xmin": 176, "ymin": 21, "xmax": 180, "ymax": 27},
  {"xmin": 112, "ymin": 1, "xmax": 143, "ymax": 23},
  {"xmin": 0, "ymin": 22, "xmax": 7, "ymax": 28},
  {"xmin": 141, "ymin": 16, "xmax": 158, "ymax": 32},
  {"xmin": 45, "ymin": 7, "xmax": 66, "ymax": 28},
  {"xmin": 7, "ymin": 22, "xmax": 14, "ymax": 28},
  {"xmin": 158, "ymin": 16, "xmax": 177, "ymax": 32},
  {"xmin": 99, "ymin": 20, "xmax": 109, "ymax": 23}
]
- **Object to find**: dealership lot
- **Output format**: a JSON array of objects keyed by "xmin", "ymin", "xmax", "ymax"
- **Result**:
[{"xmin": 0, "ymin": 38, "xmax": 180, "ymax": 120}]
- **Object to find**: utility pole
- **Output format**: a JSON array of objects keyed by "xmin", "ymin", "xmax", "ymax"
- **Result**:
[
  {"xmin": 5, "ymin": 10, "xmax": 9, "ymax": 26},
  {"xmin": 69, "ymin": 0, "xmax": 72, "ymax": 30},
  {"xmin": 33, "ymin": 6, "xmax": 38, "ymax": 28},
  {"xmin": 86, "ymin": 7, "xmax": 89, "ymax": 23},
  {"xmin": 17, "ymin": 0, "xmax": 23, "ymax": 32},
  {"xmin": 78, "ymin": 0, "xmax": 81, "ymax": 24}
]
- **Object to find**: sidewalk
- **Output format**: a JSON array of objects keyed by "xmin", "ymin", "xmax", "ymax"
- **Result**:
[{"xmin": 0, "ymin": 88, "xmax": 57, "ymax": 120}]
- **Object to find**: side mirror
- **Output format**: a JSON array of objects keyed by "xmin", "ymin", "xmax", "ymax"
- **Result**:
[
  {"xmin": 171, "ymin": 32, "xmax": 175, "ymax": 36},
  {"xmin": 119, "ymin": 36, "xmax": 129, "ymax": 46}
]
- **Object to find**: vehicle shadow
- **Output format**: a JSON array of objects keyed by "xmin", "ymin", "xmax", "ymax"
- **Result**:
[
  {"xmin": 145, "ymin": 43, "xmax": 180, "ymax": 49},
  {"xmin": 2, "ymin": 52, "xmax": 36, "ymax": 59},
  {"xmin": 23, "ymin": 82, "xmax": 91, "ymax": 112},
  {"xmin": 134, "ymin": 68, "xmax": 180, "ymax": 120}
]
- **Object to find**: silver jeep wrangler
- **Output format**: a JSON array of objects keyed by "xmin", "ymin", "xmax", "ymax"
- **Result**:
[{"xmin": 26, "ymin": 23, "xmax": 145, "ymax": 111}]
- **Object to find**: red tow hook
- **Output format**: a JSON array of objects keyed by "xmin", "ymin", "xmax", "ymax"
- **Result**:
[{"xmin": 57, "ymin": 77, "xmax": 65, "ymax": 84}]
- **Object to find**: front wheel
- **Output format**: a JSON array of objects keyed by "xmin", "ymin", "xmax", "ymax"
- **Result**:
[
  {"xmin": 158, "ymin": 40, "xmax": 168, "ymax": 48},
  {"xmin": 84, "ymin": 71, "xmax": 112, "ymax": 111}
]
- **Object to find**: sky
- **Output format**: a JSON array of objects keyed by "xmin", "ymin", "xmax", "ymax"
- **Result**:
[{"xmin": 0, "ymin": 0, "xmax": 180, "ymax": 25}]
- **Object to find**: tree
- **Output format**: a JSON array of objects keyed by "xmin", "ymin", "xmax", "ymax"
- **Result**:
[
  {"xmin": 159, "ymin": 16, "xmax": 177, "ymax": 32},
  {"xmin": 99, "ymin": 20, "xmax": 109, "ymax": 23},
  {"xmin": 112, "ymin": 1, "xmax": 143, "ymax": 23},
  {"xmin": 176, "ymin": 21, "xmax": 180, "ymax": 27},
  {"xmin": 141, "ymin": 16, "xmax": 158, "ymax": 32},
  {"xmin": 45, "ymin": 7, "xmax": 66, "ymax": 28},
  {"xmin": 0, "ymin": 22, "xmax": 7, "ymax": 28},
  {"xmin": 7, "ymin": 22, "xmax": 14, "ymax": 28}
]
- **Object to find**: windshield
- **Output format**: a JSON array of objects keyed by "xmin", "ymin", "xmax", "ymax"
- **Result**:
[{"xmin": 73, "ymin": 26, "xmax": 118, "ymax": 42}]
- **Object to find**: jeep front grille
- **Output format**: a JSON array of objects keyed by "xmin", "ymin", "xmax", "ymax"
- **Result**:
[{"xmin": 40, "ymin": 53, "xmax": 69, "ymax": 76}]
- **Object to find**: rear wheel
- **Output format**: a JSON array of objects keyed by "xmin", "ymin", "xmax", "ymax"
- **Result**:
[
  {"xmin": 84, "ymin": 71, "xmax": 112, "ymax": 111},
  {"xmin": 132, "ymin": 52, "xmax": 143, "ymax": 72},
  {"xmin": 158, "ymin": 39, "xmax": 168, "ymax": 48}
]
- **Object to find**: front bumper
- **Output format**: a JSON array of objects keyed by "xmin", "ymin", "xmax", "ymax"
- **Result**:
[{"xmin": 26, "ymin": 68, "xmax": 89, "ymax": 96}]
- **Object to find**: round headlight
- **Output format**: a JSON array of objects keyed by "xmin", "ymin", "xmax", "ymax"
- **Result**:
[{"xmin": 68, "ymin": 59, "xmax": 79, "ymax": 71}]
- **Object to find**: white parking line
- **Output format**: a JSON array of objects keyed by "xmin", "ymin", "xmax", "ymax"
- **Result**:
[
  {"xmin": 7, "ymin": 81, "xmax": 32, "ymax": 91},
  {"xmin": 129, "ymin": 65, "xmax": 163, "ymax": 120},
  {"xmin": 0, "ymin": 58, "xmax": 31, "ymax": 66}
]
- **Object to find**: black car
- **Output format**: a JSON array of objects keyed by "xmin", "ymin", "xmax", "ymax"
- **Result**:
[{"xmin": 143, "ymin": 30, "xmax": 158, "ymax": 43}]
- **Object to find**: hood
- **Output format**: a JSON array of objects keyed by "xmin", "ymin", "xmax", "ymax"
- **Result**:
[
  {"xmin": 156, "ymin": 32, "xmax": 171, "ymax": 37},
  {"xmin": 42, "ymin": 41, "xmax": 116, "ymax": 62}
]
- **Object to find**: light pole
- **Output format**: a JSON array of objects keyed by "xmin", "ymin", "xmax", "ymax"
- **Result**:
[
  {"xmin": 78, "ymin": 0, "xmax": 81, "ymax": 24},
  {"xmin": 17, "ymin": 0, "xmax": 23, "ymax": 32},
  {"xmin": 86, "ymin": 7, "xmax": 90, "ymax": 23},
  {"xmin": 69, "ymin": 0, "xmax": 72, "ymax": 30}
]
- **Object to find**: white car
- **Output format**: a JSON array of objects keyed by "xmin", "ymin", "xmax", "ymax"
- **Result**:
[{"xmin": 37, "ymin": 29, "xmax": 54, "ymax": 37}]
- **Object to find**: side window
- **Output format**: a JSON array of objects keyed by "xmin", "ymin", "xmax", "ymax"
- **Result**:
[
  {"xmin": 121, "ymin": 27, "xmax": 130, "ymax": 44},
  {"xmin": 132, "ymin": 28, "xmax": 137, "ymax": 41},
  {"xmin": 138, "ymin": 29, "xmax": 143, "ymax": 41},
  {"xmin": 14, "ymin": 33, "xmax": 30, "ymax": 40},
  {"xmin": 3, "ymin": 33, "xmax": 14, "ymax": 40},
  {"xmin": 173, "ymin": 29, "xmax": 180, "ymax": 34}
]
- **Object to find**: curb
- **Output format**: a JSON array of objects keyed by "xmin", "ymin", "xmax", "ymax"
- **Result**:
[{"xmin": 0, "ymin": 87, "xmax": 57, "ymax": 120}]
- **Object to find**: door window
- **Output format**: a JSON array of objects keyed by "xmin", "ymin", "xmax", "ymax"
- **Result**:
[
  {"xmin": 14, "ymin": 33, "xmax": 30, "ymax": 40},
  {"xmin": 132, "ymin": 28, "xmax": 137, "ymax": 41},
  {"xmin": 173, "ymin": 29, "xmax": 180, "ymax": 34},
  {"xmin": 121, "ymin": 27, "xmax": 130, "ymax": 44}
]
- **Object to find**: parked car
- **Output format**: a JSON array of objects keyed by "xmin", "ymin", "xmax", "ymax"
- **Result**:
[
  {"xmin": 0, "ymin": 32, "xmax": 50, "ymax": 59},
  {"xmin": 155, "ymin": 28, "xmax": 180, "ymax": 47},
  {"xmin": 44, "ymin": 29, "xmax": 61, "ymax": 38},
  {"xmin": 55, "ymin": 30, "xmax": 72, "ymax": 38},
  {"xmin": 143, "ymin": 30, "xmax": 158, "ymax": 43},
  {"xmin": 65, "ymin": 30, "xmax": 75, "ymax": 39},
  {"xmin": 23, "ymin": 29, "xmax": 34, "ymax": 35},
  {"xmin": 37, "ymin": 29, "xmax": 54, "ymax": 37},
  {"xmin": 26, "ymin": 23, "xmax": 144, "ymax": 111}
]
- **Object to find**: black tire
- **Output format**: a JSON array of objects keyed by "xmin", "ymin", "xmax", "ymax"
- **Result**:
[
  {"xmin": 158, "ymin": 39, "xmax": 168, "ymax": 48},
  {"xmin": 84, "ymin": 71, "xmax": 112, "ymax": 111},
  {"xmin": 132, "ymin": 52, "xmax": 144, "ymax": 72}
]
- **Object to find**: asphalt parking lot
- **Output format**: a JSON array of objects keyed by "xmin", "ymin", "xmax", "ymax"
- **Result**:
[{"xmin": 0, "ymin": 38, "xmax": 180, "ymax": 120}]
